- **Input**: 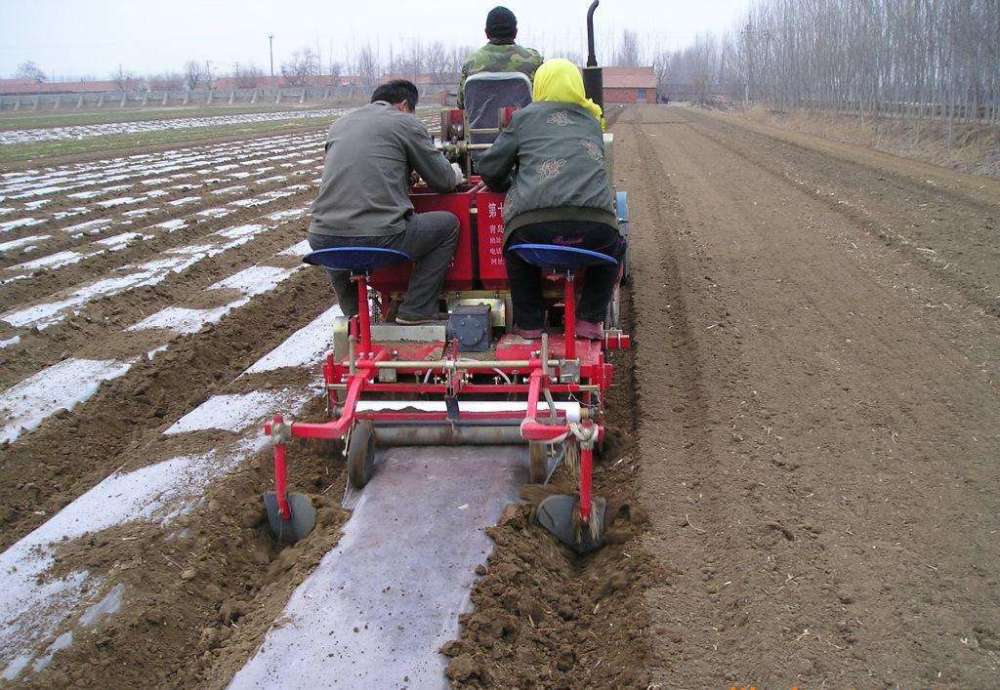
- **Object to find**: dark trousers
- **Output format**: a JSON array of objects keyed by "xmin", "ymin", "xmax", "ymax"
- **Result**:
[
  {"xmin": 504, "ymin": 221, "xmax": 625, "ymax": 330},
  {"xmin": 308, "ymin": 211, "xmax": 459, "ymax": 319}
]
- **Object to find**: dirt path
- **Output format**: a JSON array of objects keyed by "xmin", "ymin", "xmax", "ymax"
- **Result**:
[{"xmin": 619, "ymin": 105, "xmax": 1000, "ymax": 687}]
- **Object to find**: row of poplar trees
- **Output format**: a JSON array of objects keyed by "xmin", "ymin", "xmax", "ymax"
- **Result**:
[{"xmin": 669, "ymin": 0, "xmax": 1000, "ymax": 123}]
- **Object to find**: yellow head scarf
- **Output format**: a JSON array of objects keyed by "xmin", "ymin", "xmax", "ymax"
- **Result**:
[{"xmin": 531, "ymin": 58, "xmax": 606, "ymax": 129}]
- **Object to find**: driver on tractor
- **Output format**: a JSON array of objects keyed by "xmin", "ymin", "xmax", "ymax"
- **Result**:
[
  {"xmin": 457, "ymin": 6, "xmax": 543, "ymax": 110},
  {"xmin": 478, "ymin": 59, "xmax": 624, "ymax": 340},
  {"xmin": 308, "ymin": 79, "xmax": 465, "ymax": 324}
]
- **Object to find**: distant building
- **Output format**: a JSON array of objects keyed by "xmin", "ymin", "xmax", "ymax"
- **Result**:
[
  {"xmin": 0, "ymin": 79, "xmax": 118, "ymax": 96},
  {"xmin": 602, "ymin": 67, "xmax": 657, "ymax": 104},
  {"xmin": 381, "ymin": 73, "xmax": 461, "ymax": 98},
  {"xmin": 212, "ymin": 75, "xmax": 361, "ymax": 91}
]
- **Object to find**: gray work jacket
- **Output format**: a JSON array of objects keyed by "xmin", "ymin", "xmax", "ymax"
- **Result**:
[
  {"xmin": 477, "ymin": 101, "xmax": 618, "ymax": 243},
  {"xmin": 309, "ymin": 101, "xmax": 458, "ymax": 237}
]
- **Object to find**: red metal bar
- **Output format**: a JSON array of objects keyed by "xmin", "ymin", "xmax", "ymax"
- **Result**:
[
  {"xmin": 288, "ymin": 374, "xmax": 365, "ymax": 440},
  {"xmin": 564, "ymin": 272, "xmax": 576, "ymax": 361},
  {"xmin": 272, "ymin": 414, "xmax": 291, "ymax": 521},
  {"xmin": 520, "ymin": 369, "xmax": 573, "ymax": 442},
  {"xmin": 356, "ymin": 274, "xmax": 371, "ymax": 354},
  {"xmin": 604, "ymin": 333, "xmax": 631, "ymax": 350},
  {"xmin": 580, "ymin": 443, "xmax": 593, "ymax": 523},
  {"xmin": 354, "ymin": 410, "xmax": 570, "ymax": 423},
  {"xmin": 348, "ymin": 383, "xmax": 590, "ymax": 395}
]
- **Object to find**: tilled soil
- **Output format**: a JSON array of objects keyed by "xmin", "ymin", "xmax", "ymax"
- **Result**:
[
  {"xmin": 618, "ymin": 105, "xmax": 1000, "ymax": 688},
  {"xmin": 446, "ymin": 295, "xmax": 659, "ymax": 688},
  {"xmin": 0, "ymin": 121, "xmax": 331, "ymax": 172},
  {"xmin": 0, "ymin": 214, "xmax": 314, "ymax": 390},
  {"xmin": 4, "ymin": 104, "xmax": 1000, "ymax": 688},
  {"xmin": 0, "ymin": 266, "xmax": 331, "ymax": 551},
  {"xmin": 0, "ymin": 168, "xmax": 319, "ymax": 306},
  {"xmin": 9, "ymin": 399, "xmax": 351, "ymax": 690}
]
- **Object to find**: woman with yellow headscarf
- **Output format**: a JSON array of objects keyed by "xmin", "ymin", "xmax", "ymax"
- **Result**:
[
  {"xmin": 478, "ymin": 58, "xmax": 624, "ymax": 340},
  {"xmin": 532, "ymin": 58, "xmax": 606, "ymax": 129}
]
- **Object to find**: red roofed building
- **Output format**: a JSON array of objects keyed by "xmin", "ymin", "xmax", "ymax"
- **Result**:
[
  {"xmin": 211, "ymin": 75, "xmax": 366, "ymax": 90},
  {"xmin": 602, "ymin": 67, "xmax": 657, "ymax": 104},
  {"xmin": 0, "ymin": 79, "xmax": 119, "ymax": 95}
]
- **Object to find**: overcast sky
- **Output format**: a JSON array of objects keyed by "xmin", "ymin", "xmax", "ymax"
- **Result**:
[{"xmin": 1, "ymin": 0, "xmax": 751, "ymax": 80}]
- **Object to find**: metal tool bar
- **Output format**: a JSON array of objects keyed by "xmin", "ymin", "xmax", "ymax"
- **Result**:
[
  {"xmin": 328, "ymin": 383, "xmax": 602, "ymax": 394},
  {"xmin": 372, "ymin": 425, "xmax": 525, "ymax": 445},
  {"xmin": 366, "ymin": 359, "xmax": 568, "ymax": 370},
  {"xmin": 354, "ymin": 399, "xmax": 581, "ymax": 419}
]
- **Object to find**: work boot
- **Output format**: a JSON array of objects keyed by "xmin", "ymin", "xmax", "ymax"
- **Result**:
[
  {"xmin": 395, "ymin": 312, "xmax": 449, "ymax": 325},
  {"xmin": 575, "ymin": 320, "xmax": 604, "ymax": 340}
]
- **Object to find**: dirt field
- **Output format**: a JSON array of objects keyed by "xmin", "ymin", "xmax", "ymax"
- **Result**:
[
  {"xmin": 733, "ymin": 107, "xmax": 1000, "ymax": 179},
  {"xmin": 2, "ymin": 103, "xmax": 999, "ymax": 688},
  {"xmin": 619, "ymin": 105, "xmax": 1000, "ymax": 687}
]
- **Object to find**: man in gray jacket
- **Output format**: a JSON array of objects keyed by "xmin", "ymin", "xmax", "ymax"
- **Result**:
[{"xmin": 308, "ymin": 80, "xmax": 463, "ymax": 324}]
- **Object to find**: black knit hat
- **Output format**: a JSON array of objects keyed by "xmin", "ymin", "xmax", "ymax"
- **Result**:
[{"xmin": 486, "ymin": 6, "xmax": 517, "ymax": 41}]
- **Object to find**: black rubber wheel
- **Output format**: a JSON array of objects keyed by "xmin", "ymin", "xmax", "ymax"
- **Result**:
[
  {"xmin": 529, "ymin": 442, "xmax": 548, "ymax": 483},
  {"xmin": 347, "ymin": 420, "xmax": 375, "ymax": 489}
]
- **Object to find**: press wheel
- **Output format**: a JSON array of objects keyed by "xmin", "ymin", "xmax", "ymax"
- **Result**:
[
  {"xmin": 529, "ymin": 441, "xmax": 548, "ymax": 483},
  {"xmin": 347, "ymin": 420, "xmax": 376, "ymax": 489}
]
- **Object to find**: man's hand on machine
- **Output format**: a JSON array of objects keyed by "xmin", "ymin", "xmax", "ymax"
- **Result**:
[{"xmin": 451, "ymin": 162, "xmax": 467, "ymax": 188}]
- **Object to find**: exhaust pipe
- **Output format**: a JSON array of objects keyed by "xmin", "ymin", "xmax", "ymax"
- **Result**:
[{"xmin": 583, "ymin": 0, "xmax": 604, "ymax": 109}]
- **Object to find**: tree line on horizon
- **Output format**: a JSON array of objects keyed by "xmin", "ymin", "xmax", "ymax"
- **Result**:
[
  {"xmin": 11, "ymin": 0, "xmax": 999, "ymax": 123},
  {"xmin": 8, "ymin": 28, "xmax": 652, "ymax": 94},
  {"xmin": 662, "ymin": 0, "xmax": 1000, "ymax": 122}
]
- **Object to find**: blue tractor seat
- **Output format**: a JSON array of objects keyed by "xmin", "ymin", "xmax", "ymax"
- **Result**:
[
  {"xmin": 303, "ymin": 247, "xmax": 411, "ymax": 274},
  {"xmin": 507, "ymin": 243, "xmax": 617, "ymax": 271}
]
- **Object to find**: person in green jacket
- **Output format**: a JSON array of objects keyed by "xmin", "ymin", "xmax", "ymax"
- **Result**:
[
  {"xmin": 457, "ymin": 6, "xmax": 543, "ymax": 109},
  {"xmin": 478, "ymin": 59, "xmax": 625, "ymax": 341}
]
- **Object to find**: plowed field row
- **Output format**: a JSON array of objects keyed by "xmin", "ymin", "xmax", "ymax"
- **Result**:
[{"xmin": 0, "ymin": 108, "xmax": 352, "ymax": 145}]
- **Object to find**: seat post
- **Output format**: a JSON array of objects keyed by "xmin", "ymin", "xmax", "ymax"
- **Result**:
[
  {"xmin": 354, "ymin": 273, "xmax": 372, "ymax": 355},
  {"xmin": 563, "ymin": 270, "xmax": 576, "ymax": 361}
]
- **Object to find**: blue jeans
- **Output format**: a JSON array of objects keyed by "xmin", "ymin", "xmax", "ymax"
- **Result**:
[
  {"xmin": 308, "ymin": 211, "xmax": 459, "ymax": 319},
  {"xmin": 505, "ymin": 221, "xmax": 624, "ymax": 330}
]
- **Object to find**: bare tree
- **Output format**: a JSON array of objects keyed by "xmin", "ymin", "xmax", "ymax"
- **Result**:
[
  {"xmin": 326, "ymin": 60, "xmax": 342, "ymax": 88},
  {"xmin": 659, "ymin": 33, "xmax": 725, "ymax": 105},
  {"xmin": 15, "ymin": 61, "xmax": 46, "ymax": 83},
  {"xmin": 548, "ymin": 48, "xmax": 586, "ymax": 65},
  {"xmin": 184, "ymin": 60, "xmax": 208, "ymax": 90},
  {"xmin": 390, "ymin": 40, "xmax": 425, "ymax": 81},
  {"xmin": 111, "ymin": 65, "xmax": 138, "ymax": 93},
  {"xmin": 719, "ymin": 0, "xmax": 1000, "ymax": 122},
  {"xmin": 425, "ymin": 42, "xmax": 450, "ymax": 83},
  {"xmin": 652, "ymin": 50, "xmax": 670, "ymax": 98},
  {"xmin": 614, "ymin": 30, "xmax": 641, "ymax": 67},
  {"xmin": 148, "ymin": 72, "xmax": 184, "ymax": 90},
  {"xmin": 446, "ymin": 46, "xmax": 476, "ymax": 76},
  {"xmin": 355, "ymin": 44, "xmax": 382, "ymax": 91},
  {"xmin": 232, "ymin": 62, "xmax": 264, "ymax": 88},
  {"xmin": 281, "ymin": 47, "xmax": 320, "ymax": 86}
]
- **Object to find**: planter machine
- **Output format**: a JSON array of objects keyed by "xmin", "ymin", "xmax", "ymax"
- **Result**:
[{"xmin": 263, "ymin": 1, "xmax": 630, "ymax": 553}]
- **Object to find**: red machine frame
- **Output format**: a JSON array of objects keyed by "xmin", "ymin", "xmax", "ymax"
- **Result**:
[{"xmin": 266, "ymin": 173, "xmax": 630, "ymax": 546}]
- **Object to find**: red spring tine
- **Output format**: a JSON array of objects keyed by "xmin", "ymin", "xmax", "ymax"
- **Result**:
[
  {"xmin": 272, "ymin": 415, "xmax": 291, "ymax": 521},
  {"xmin": 356, "ymin": 274, "xmax": 372, "ymax": 354},
  {"xmin": 579, "ymin": 438, "xmax": 593, "ymax": 523}
]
